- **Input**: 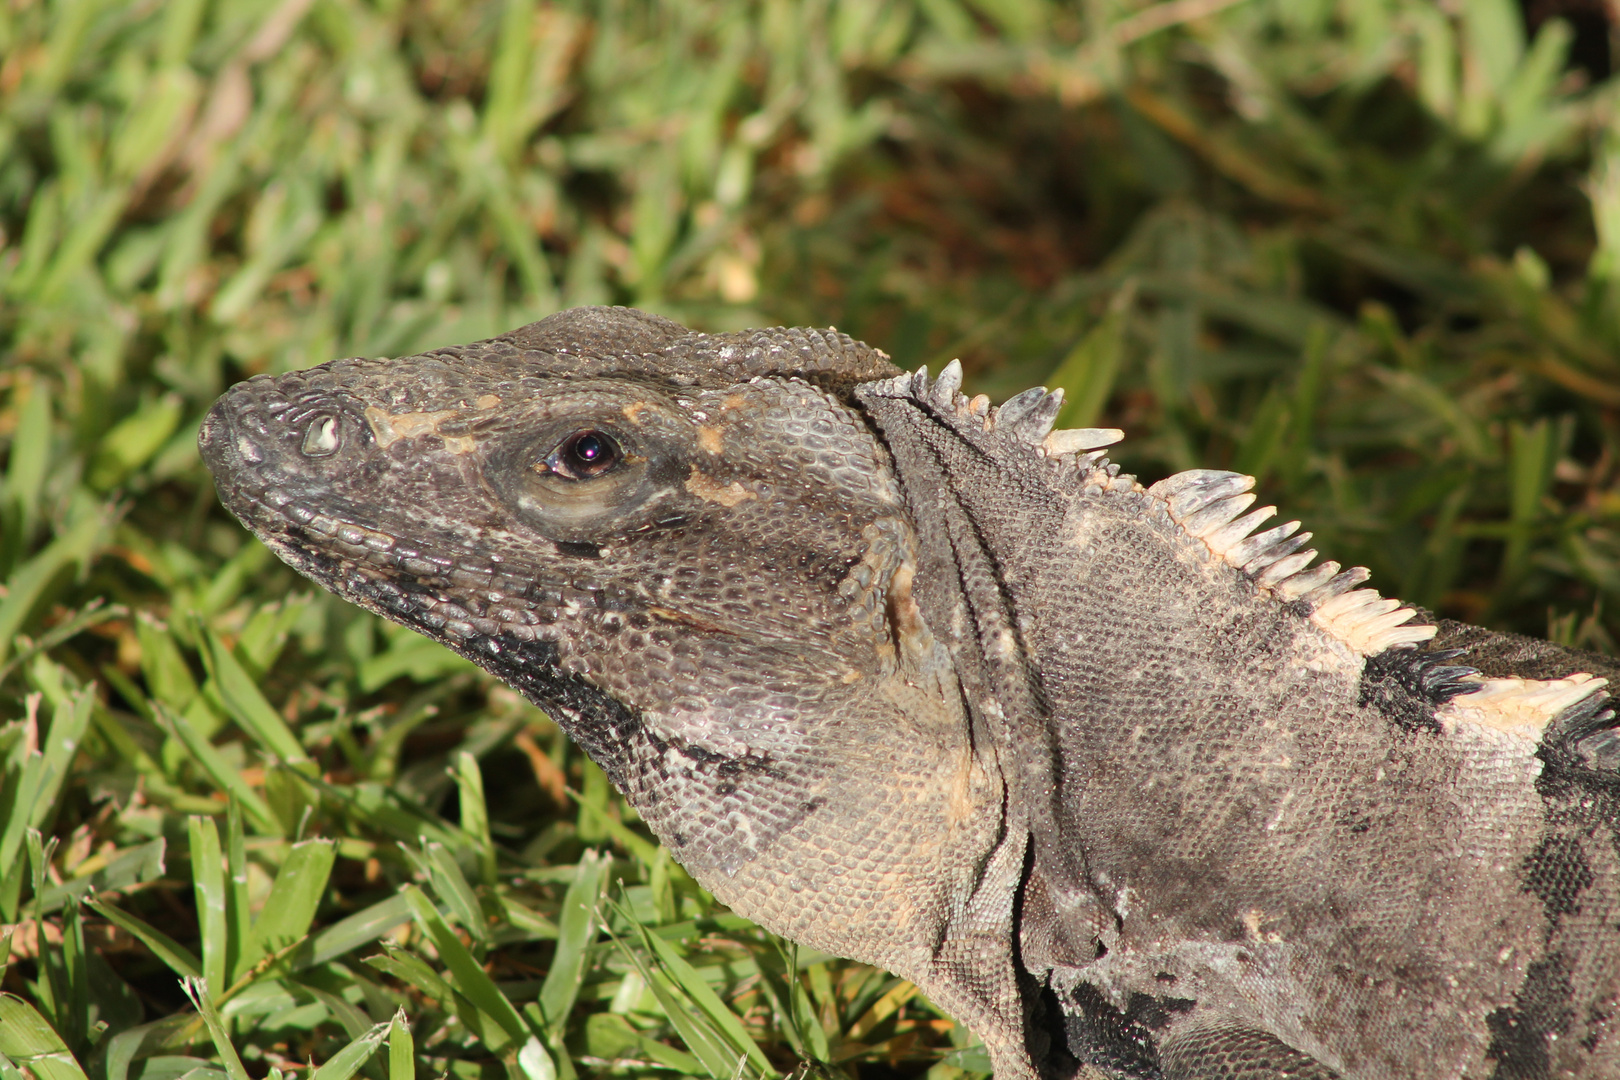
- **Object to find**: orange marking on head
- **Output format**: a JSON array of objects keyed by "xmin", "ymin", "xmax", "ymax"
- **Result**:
[
  {"xmin": 363, "ymin": 406, "xmax": 479, "ymax": 454},
  {"xmin": 685, "ymin": 470, "xmax": 755, "ymax": 507}
]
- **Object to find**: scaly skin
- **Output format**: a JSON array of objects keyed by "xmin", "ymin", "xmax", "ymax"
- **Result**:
[{"xmin": 202, "ymin": 307, "xmax": 1620, "ymax": 1080}]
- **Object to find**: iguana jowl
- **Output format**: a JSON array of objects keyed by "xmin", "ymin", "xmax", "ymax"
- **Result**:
[{"xmin": 200, "ymin": 306, "xmax": 1620, "ymax": 1080}]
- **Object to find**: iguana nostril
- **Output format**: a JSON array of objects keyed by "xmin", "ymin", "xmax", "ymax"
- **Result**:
[{"xmin": 302, "ymin": 414, "xmax": 340, "ymax": 456}]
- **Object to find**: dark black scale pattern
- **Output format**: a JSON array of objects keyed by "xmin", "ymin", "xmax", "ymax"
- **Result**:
[
  {"xmin": 1356, "ymin": 648, "xmax": 1478, "ymax": 735},
  {"xmin": 1521, "ymin": 835, "xmax": 1595, "ymax": 922},
  {"xmin": 1060, "ymin": 983, "xmax": 1194, "ymax": 1079},
  {"xmin": 1486, "ymin": 954, "xmax": 1577, "ymax": 1080},
  {"xmin": 1160, "ymin": 1025, "xmax": 1343, "ymax": 1080}
]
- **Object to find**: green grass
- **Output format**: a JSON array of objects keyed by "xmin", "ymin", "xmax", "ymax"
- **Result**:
[{"xmin": 2, "ymin": 0, "xmax": 1619, "ymax": 1078}]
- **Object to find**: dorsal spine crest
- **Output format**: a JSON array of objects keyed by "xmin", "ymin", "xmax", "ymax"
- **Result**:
[
  {"xmin": 880, "ymin": 365, "xmax": 1442, "ymax": 659},
  {"xmin": 1146, "ymin": 469, "xmax": 1435, "ymax": 655}
]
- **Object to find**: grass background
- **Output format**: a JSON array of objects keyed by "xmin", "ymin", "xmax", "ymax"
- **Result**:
[{"xmin": 3, "ymin": 0, "xmax": 1620, "ymax": 1078}]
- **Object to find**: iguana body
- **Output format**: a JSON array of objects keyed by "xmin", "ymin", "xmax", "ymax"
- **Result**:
[{"xmin": 200, "ymin": 307, "xmax": 1620, "ymax": 1080}]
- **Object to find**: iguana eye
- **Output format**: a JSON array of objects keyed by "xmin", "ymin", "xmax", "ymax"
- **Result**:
[
  {"xmin": 540, "ymin": 430, "xmax": 622, "ymax": 480},
  {"xmin": 493, "ymin": 407, "xmax": 673, "ymax": 540}
]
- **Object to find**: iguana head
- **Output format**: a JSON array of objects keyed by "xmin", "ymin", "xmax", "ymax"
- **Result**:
[{"xmin": 200, "ymin": 307, "xmax": 914, "ymax": 766}]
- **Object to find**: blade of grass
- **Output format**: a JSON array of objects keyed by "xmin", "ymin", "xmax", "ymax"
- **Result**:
[
  {"xmin": 364, "ymin": 945, "xmax": 455, "ymax": 1007},
  {"xmin": 4, "ymin": 379, "xmax": 52, "ymax": 540},
  {"xmin": 135, "ymin": 614, "xmax": 200, "ymax": 712},
  {"xmin": 84, "ymin": 898, "xmax": 202, "ymax": 980},
  {"xmin": 0, "ymin": 511, "xmax": 111, "ymax": 666},
  {"xmin": 0, "ymin": 601, "xmax": 124, "ymax": 690},
  {"xmin": 196, "ymin": 624, "xmax": 307, "ymax": 763},
  {"xmin": 178, "ymin": 978, "xmax": 251, "ymax": 1080},
  {"xmin": 606, "ymin": 895, "xmax": 777, "ymax": 1080},
  {"xmin": 0, "ymin": 994, "xmax": 90, "ymax": 1080},
  {"xmin": 25, "ymin": 832, "xmax": 63, "ymax": 1025},
  {"xmin": 571, "ymin": 793, "xmax": 660, "ymax": 867},
  {"xmin": 535, "ymin": 850, "xmax": 609, "ymax": 1036},
  {"xmin": 307, "ymin": 1019, "xmax": 391, "ymax": 1080},
  {"xmin": 404, "ymin": 842, "xmax": 485, "ymax": 941},
  {"xmin": 19, "ymin": 662, "xmax": 94, "ymax": 841},
  {"xmin": 516, "ymin": 1037, "xmax": 557, "ymax": 1080},
  {"xmin": 450, "ymin": 751, "xmax": 496, "ymax": 887},
  {"xmin": 400, "ymin": 888, "xmax": 558, "ymax": 1079},
  {"xmin": 1503, "ymin": 418, "xmax": 1557, "ymax": 585},
  {"xmin": 1049, "ymin": 282, "xmax": 1134, "ymax": 429},
  {"xmin": 232, "ymin": 838, "xmax": 336, "ymax": 983},
  {"xmin": 634, "ymin": 917, "xmax": 777, "ymax": 1077},
  {"xmin": 56, "ymin": 898, "xmax": 91, "ymax": 1053},
  {"xmin": 187, "ymin": 816, "xmax": 227, "ymax": 997},
  {"xmin": 387, "ymin": 1009, "xmax": 414, "ymax": 1080},
  {"xmin": 86, "ymin": 394, "xmax": 184, "ymax": 491},
  {"xmin": 99, "ymin": 1016, "xmax": 194, "ymax": 1080},
  {"xmin": 617, "ymin": 949, "xmax": 752, "ymax": 1080},
  {"xmin": 224, "ymin": 798, "xmax": 249, "ymax": 983},
  {"xmin": 400, "ymin": 885, "xmax": 528, "ymax": 1044},
  {"xmin": 152, "ymin": 704, "xmax": 277, "ymax": 835},
  {"xmin": 291, "ymin": 893, "xmax": 412, "ymax": 972}
]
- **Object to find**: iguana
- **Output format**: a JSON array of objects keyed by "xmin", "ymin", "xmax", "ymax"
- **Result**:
[{"xmin": 199, "ymin": 306, "xmax": 1620, "ymax": 1080}]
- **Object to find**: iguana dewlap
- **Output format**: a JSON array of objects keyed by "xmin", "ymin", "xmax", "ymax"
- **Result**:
[{"xmin": 200, "ymin": 306, "xmax": 1620, "ymax": 1080}]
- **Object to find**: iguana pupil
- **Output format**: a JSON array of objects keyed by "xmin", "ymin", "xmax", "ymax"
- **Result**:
[{"xmin": 545, "ymin": 429, "xmax": 619, "ymax": 479}]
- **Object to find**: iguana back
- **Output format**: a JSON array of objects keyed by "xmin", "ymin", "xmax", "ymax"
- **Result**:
[{"xmin": 200, "ymin": 306, "xmax": 1620, "ymax": 1080}]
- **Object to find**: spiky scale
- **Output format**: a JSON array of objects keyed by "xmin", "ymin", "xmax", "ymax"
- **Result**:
[
  {"xmin": 1158, "ymin": 472, "xmax": 1252, "ymax": 521},
  {"xmin": 1254, "ymin": 548, "xmax": 1318, "ymax": 586},
  {"xmin": 1302, "ymin": 565, "xmax": 1369, "ymax": 603},
  {"xmin": 1203, "ymin": 505, "xmax": 1277, "ymax": 556},
  {"xmin": 996, "ymin": 386, "xmax": 1048, "ymax": 429},
  {"xmin": 1153, "ymin": 468, "xmax": 1234, "ymax": 495},
  {"xmin": 1182, "ymin": 492, "xmax": 1258, "ymax": 538},
  {"xmin": 1273, "ymin": 560, "xmax": 1338, "ymax": 600},
  {"xmin": 910, "ymin": 365, "xmax": 931, "ymax": 397},
  {"xmin": 1006, "ymin": 388, "xmax": 1064, "ymax": 444},
  {"xmin": 1043, "ymin": 427, "xmax": 1124, "ymax": 456},
  {"xmin": 933, "ymin": 359, "xmax": 963, "ymax": 407},
  {"xmin": 1239, "ymin": 528, "xmax": 1310, "ymax": 573}
]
